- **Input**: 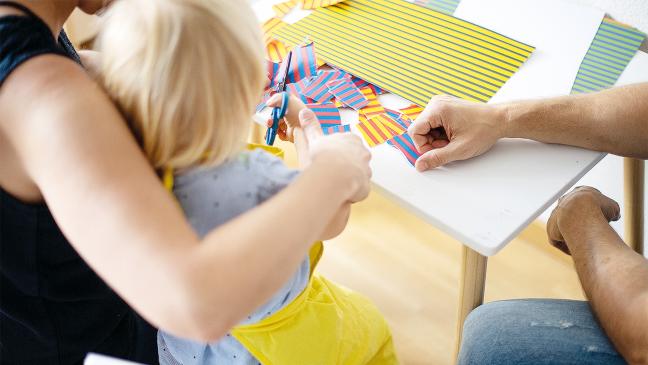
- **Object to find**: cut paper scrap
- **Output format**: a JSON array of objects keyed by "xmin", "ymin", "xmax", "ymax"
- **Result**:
[
  {"xmin": 387, "ymin": 133, "xmax": 422, "ymax": 166},
  {"xmin": 571, "ymin": 18, "xmax": 646, "ymax": 94},
  {"xmin": 323, "ymin": 124, "xmax": 351, "ymax": 135},
  {"xmin": 352, "ymin": 76, "xmax": 384, "ymax": 95},
  {"xmin": 286, "ymin": 43, "xmax": 318, "ymax": 84},
  {"xmin": 300, "ymin": 0, "xmax": 345, "ymax": 10},
  {"xmin": 410, "ymin": 0, "xmax": 461, "ymax": 15},
  {"xmin": 302, "ymin": 69, "xmax": 348, "ymax": 102},
  {"xmin": 266, "ymin": 39, "xmax": 289, "ymax": 62},
  {"xmin": 286, "ymin": 79, "xmax": 315, "ymax": 104},
  {"xmin": 358, "ymin": 87, "xmax": 385, "ymax": 118},
  {"xmin": 400, "ymin": 105, "xmax": 424, "ymax": 121},
  {"xmin": 386, "ymin": 108, "xmax": 412, "ymax": 129},
  {"xmin": 307, "ymin": 102, "xmax": 342, "ymax": 124},
  {"xmin": 266, "ymin": 60, "xmax": 280, "ymax": 89},
  {"xmin": 327, "ymin": 78, "xmax": 369, "ymax": 110},
  {"xmin": 371, "ymin": 114, "xmax": 407, "ymax": 135},
  {"xmin": 357, "ymin": 115, "xmax": 402, "ymax": 147},
  {"xmin": 262, "ymin": 18, "xmax": 288, "ymax": 45},
  {"xmin": 273, "ymin": 0, "xmax": 297, "ymax": 17},
  {"xmin": 275, "ymin": 0, "xmax": 534, "ymax": 105}
]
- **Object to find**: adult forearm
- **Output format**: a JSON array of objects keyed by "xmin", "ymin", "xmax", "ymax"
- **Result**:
[
  {"xmin": 563, "ymin": 215, "xmax": 648, "ymax": 363},
  {"xmin": 501, "ymin": 83, "xmax": 648, "ymax": 158}
]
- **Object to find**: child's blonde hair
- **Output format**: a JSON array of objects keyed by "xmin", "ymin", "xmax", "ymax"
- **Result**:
[{"xmin": 96, "ymin": 0, "xmax": 265, "ymax": 170}]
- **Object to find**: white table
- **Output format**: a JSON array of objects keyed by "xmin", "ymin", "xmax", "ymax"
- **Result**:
[{"xmin": 253, "ymin": 0, "xmax": 648, "ymax": 362}]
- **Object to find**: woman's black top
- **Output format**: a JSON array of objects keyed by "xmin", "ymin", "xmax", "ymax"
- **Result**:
[{"xmin": 0, "ymin": 2, "xmax": 157, "ymax": 364}]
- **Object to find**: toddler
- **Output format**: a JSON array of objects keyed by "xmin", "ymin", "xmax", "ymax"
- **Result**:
[{"xmin": 96, "ymin": 0, "xmax": 397, "ymax": 364}]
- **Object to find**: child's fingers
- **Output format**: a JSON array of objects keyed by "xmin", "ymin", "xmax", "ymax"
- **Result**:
[{"xmin": 265, "ymin": 93, "xmax": 283, "ymax": 108}]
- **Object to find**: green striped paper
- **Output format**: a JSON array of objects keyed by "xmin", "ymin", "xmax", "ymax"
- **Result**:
[
  {"xmin": 411, "ymin": 0, "xmax": 461, "ymax": 15},
  {"xmin": 571, "ymin": 18, "xmax": 645, "ymax": 94}
]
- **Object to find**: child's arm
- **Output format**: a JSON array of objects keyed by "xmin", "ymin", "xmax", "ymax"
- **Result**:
[{"xmin": 265, "ymin": 94, "xmax": 353, "ymax": 240}]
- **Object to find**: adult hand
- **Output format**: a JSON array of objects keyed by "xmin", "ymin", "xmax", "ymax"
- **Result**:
[
  {"xmin": 407, "ymin": 95, "xmax": 506, "ymax": 172},
  {"xmin": 546, "ymin": 187, "xmax": 621, "ymax": 255},
  {"xmin": 295, "ymin": 109, "xmax": 372, "ymax": 203}
]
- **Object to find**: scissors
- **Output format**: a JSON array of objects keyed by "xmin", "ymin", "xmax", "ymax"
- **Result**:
[{"xmin": 266, "ymin": 51, "xmax": 293, "ymax": 146}]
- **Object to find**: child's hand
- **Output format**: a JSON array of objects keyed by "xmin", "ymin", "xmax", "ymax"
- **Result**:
[{"xmin": 265, "ymin": 93, "xmax": 308, "ymax": 143}]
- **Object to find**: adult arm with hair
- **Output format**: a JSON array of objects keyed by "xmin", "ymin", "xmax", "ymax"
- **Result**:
[
  {"xmin": 408, "ymin": 83, "xmax": 648, "ymax": 171},
  {"xmin": 547, "ymin": 187, "xmax": 648, "ymax": 364},
  {"xmin": 0, "ymin": 56, "xmax": 370, "ymax": 342}
]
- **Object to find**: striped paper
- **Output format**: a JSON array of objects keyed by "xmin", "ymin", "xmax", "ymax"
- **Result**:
[
  {"xmin": 323, "ymin": 124, "xmax": 351, "ymax": 135},
  {"xmin": 357, "ymin": 115, "xmax": 402, "ymax": 147},
  {"xmin": 352, "ymin": 76, "xmax": 384, "ymax": 95},
  {"xmin": 387, "ymin": 134, "xmax": 422, "ymax": 165},
  {"xmin": 359, "ymin": 87, "xmax": 385, "ymax": 118},
  {"xmin": 327, "ymin": 78, "xmax": 369, "ymax": 110},
  {"xmin": 267, "ymin": 40, "xmax": 289, "ymax": 62},
  {"xmin": 262, "ymin": 18, "xmax": 288, "ymax": 45},
  {"xmin": 286, "ymin": 79, "xmax": 315, "ymax": 104},
  {"xmin": 400, "ymin": 104, "xmax": 424, "ymax": 121},
  {"xmin": 410, "ymin": 0, "xmax": 461, "ymax": 15},
  {"xmin": 273, "ymin": 0, "xmax": 297, "ymax": 17},
  {"xmin": 275, "ymin": 0, "xmax": 534, "ymax": 106},
  {"xmin": 300, "ymin": 0, "xmax": 345, "ymax": 10},
  {"xmin": 386, "ymin": 108, "xmax": 412, "ymax": 129},
  {"xmin": 372, "ymin": 114, "xmax": 407, "ymax": 135},
  {"xmin": 571, "ymin": 18, "xmax": 646, "ymax": 94},
  {"xmin": 287, "ymin": 43, "xmax": 318, "ymax": 84},
  {"xmin": 302, "ymin": 69, "xmax": 348, "ymax": 102},
  {"xmin": 307, "ymin": 102, "xmax": 342, "ymax": 124}
]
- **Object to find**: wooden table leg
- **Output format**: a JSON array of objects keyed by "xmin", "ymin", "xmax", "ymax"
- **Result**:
[
  {"xmin": 454, "ymin": 246, "xmax": 488, "ymax": 363},
  {"xmin": 624, "ymin": 158, "xmax": 644, "ymax": 255}
]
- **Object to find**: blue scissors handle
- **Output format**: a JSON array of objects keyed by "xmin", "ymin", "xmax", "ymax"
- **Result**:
[{"xmin": 265, "ymin": 91, "xmax": 290, "ymax": 146}]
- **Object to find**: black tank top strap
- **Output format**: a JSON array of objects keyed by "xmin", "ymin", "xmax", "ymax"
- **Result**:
[{"xmin": 0, "ymin": 1, "xmax": 79, "ymax": 87}]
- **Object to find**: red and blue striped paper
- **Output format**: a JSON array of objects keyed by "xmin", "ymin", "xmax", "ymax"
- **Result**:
[
  {"xmin": 302, "ymin": 69, "xmax": 348, "ymax": 103},
  {"xmin": 326, "ymin": 78, "xmax": 368, "ymax": 110},
  {"xmin": 387, "ymin": 133, "xmax": 422, "ymax": 166},
  {"xmin": 307, "ymin": 102, "xmax": 342, "ymax": 124},
  {"xmin": 323, "ymin": 124, "xmax": 351, "ymax": 135}
]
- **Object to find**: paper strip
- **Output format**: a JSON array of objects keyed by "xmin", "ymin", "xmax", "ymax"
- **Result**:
[
  {"xmin": 307, "ymin": 102, "xmax": 342, "ymax": 124},
  {"xmin": 300, "ymin": 0, "xmax": 346, "ymax": 10},
  {"xmin": 273, "ymin": 0, "xmax": 298, "ymax": 17},
  {"xmin": 372, "ymin": 114, "xmax": 407, "ymax": 135},
  {"xmin": 385, "ymin": 108, "xmax": 412, "ymax": 129},
  {"xmin": 411, "ymin": 0, "xmax": 461, "ymax": 15},
  {"xmin": 275, "ymin": 0, "xmax": 534, "ymax": 105},
  {"xmin": 400, "ymin": 104, "xmax": 424, "ymax": 121},
  {"xmin": 266, "ymin": 39, "xmax": 289, "ymax": 62},
  {"xmin": 357, "ymin": 116, "xmax": 401, "ymax": 147},
  {"xmin": 262, "ymin": 18, "xmax": 288, "ymax": 45},
  {"xmin": 327, "ymin": 78, "xmax": 369, "ymax": 110},
  {"xmin": 571, "ymin": 18, "xmax": 646, "ymax": 94},
  {"xmin": 302, "ymin": 69, "xmax": 348, "ymax": 102},
  {"xmin": 323, "ymin": 124, "xmax": 351, "ymax": 135},
  {"xmin": 387, "ymin": 133, "xmax": 422, "ymax": 165},
  {"xmin": 352, "ymin": 76, "xmax": 384, "ymax": 95},
  {"xmin": 287, "ymin": 43, "xmax": 318, "ymax": 84},
  {"xmin": 286, "ymin": 79, "xmax": 315, "ymax": 104},
  {"xmin": 359, "ymin": 87, "xmax": 386, "ymax": 118}
]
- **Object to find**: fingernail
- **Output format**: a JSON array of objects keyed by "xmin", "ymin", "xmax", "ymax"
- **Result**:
[{"xmin": 417, "ymin": 161, "xmax": 428, "ymax": 171}]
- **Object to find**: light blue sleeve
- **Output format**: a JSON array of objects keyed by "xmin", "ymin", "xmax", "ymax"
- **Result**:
[{"xmin": 249, "ymin": 149, "xmax": 300, "ymax": 204}]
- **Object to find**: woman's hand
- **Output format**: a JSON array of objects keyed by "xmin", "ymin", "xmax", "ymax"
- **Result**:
[
  {"xmin": 265, "ymin": 93, "xmax": 307, "ymax": 142},
  {"xmin": 407, "ymin": 95, "xmax": 506, "ymax": 172},
  {"xmin": 295, "ymin": 108, "xmax": 372, "ymax": 203},
  {"xmin": 546, "ymin": 186, "xmax": 621, "ymax": 255}
]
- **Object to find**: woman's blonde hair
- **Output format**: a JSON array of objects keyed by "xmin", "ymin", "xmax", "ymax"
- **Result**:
[{"xmin": 96, "ymin": 0, "xmax": 265, "ymax": 170}]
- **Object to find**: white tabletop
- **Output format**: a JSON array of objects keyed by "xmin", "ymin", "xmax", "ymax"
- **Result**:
[{"xmin": 253, "ymin": 0, "xmax": 620, "ymax": 256}]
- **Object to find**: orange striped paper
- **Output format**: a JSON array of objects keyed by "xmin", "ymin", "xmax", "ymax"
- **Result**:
[
  {"xmin": 262, "ymin": 18, "xmax": 288, "ymax": 45},
  {"xmin": 266, "ymin": 39, "xmax": 289, "ymax": 62},
  {"xmin": 273, "ymin": 0, "xmax": 298, "ymax": 17},
  {"xmin": 357, "ymin": 115, "xmax": 401, "ymax": 147},
  {"xmin": 372, "ymin": 114, "xmax": 407, "ymax": 135},
  {"xmin": 359, "ymin": 87, "xmax": 385, "ymax": 118},
  {"xmin": 400, "ymin": 105, "xmax": 424, "ymax": 121},
  {"xmin": 300, "ymin": 0, "xmax": 345, "ymax": 10}
]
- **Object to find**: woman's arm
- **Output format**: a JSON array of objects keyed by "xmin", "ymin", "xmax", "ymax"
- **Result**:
[{"xmin": 0, "ymin": 56, "xmax": 370, "ymax": 341}]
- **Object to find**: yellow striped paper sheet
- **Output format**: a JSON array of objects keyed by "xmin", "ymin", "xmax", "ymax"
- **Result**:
[
  {"xmin": 300, "ymin": 0, "xmax": 346, "ymax": 10},
  {"xmin": 275, "ymin": 0, "xmax": 534, "ymax": 105},
  {"xmin": 357, "ymin": 114, "xmax": 406, "ymax": 147},
  {"xmin": 262, "ymin": 18, "xmax": 288, "ymax": 45},
  {"xmin": 359, "ymin": 87, "xmax": 385, "ymax": 118},
  {"xmin": 273, "ymin": 0, "xmax": 298, "ymax": 17}
]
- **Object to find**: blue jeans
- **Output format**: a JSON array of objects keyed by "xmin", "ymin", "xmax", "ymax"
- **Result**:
[{"xmin": 457, "ymin": 299, "xmax": 627, "ymax": 365}]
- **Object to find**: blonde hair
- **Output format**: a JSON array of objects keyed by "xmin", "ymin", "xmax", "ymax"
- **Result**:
[{"xmin": 96, "ymin": 0, "xmax": 265, "ymax": 170}]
